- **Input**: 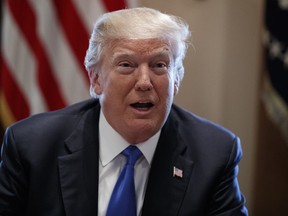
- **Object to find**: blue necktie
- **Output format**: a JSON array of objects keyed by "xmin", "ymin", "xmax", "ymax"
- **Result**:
[{"xmin": 106, "ymin": 145, "xmax": 142, "ymax": 216}]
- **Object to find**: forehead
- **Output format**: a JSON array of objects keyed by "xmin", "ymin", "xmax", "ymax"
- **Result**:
[{"xmin": 107, "ymin": 38, "xmax": 173, "ymax": 57}]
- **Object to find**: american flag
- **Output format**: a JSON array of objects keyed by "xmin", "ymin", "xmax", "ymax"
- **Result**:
[
  {"xmin": 173, "ymin": 166, "xmax": 183, "ymax": 178},
  {"xmin": 0, "ymin": 0, "xmax": 138, "ymax": 136},
  {"xmin": 262, "ymin": 0, "xmax": 288, "ymax": 143}
]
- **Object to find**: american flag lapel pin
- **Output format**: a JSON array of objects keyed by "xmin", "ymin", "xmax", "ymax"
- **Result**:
[{"xmin": 173, "ymin": 166, "xmax": 183, "ymax": 178}]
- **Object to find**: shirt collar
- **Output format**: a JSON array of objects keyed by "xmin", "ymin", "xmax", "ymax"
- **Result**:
[{"xmin": 99, "ymin": 110, "xmax": 160, "ymax": 167}]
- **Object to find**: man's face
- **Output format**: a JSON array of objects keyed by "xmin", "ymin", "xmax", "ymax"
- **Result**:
[{"xmin": 91, "ymin": 38, "xmax": 177, "ymax": 144}]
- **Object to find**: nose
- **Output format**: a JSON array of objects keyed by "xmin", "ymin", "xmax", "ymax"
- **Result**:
[{"xmin": 134, "ymin": 66, "xmax": 153, "ymax": 91}]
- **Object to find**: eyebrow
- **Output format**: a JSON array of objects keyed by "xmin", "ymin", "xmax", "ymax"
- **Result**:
[
  {"xmin": 150, "ymin": 49, "xmax": 171, "ymax": 59},
  {"xmin": 112, "ymin": 47, "xmax": 171, "ymax": 61},
  {"xmin": 112, "ymin": 51, "xmax": 134, "ymax": 61}
]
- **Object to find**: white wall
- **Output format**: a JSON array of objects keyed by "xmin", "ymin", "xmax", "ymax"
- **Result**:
[{"xmin": 141, "ymin": 0, "xmax": 264, "ymax": 212}]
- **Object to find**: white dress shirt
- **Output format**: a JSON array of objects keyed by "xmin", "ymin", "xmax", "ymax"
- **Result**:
[{"xmin": 98, "ymin": 110, "xmax": 160, "ymax": 216}]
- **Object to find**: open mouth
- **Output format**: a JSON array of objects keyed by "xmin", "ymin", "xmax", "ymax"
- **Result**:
[{"xmin": 130, "ymin": 102, "xmax": 154, "ymax": 110}]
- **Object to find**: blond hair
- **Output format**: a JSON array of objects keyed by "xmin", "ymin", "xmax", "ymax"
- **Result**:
[{"xmin": 84, "ymin": 7, "xmax": 191, "ymax": 97}]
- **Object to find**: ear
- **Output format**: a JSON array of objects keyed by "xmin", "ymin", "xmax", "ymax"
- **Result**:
[
  {"xmin": 174, "ymin": 83, "xmax": 179, "ymax": 96},
  {"xmin": 89, "ymin": 70, "xmax": 103, "ymax": 95}
]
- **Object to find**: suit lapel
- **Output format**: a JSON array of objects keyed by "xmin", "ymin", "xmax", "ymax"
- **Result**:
[
  {"xmin": 58, "ymin": 104, "xmax": 100, "ymax": 216},
  {"xmin": 142, "ymin": 114, "xmax": 194, "ymax": 216}
]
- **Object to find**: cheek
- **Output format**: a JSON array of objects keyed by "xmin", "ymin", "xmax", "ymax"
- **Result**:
[
  {"xmin": 162, "ymin": 75, "xmax": 175, "ymax": 96},
  {"xmin": 154, "ymin": 78, "xmax": 175, "ymax": 110},
  {"xmin": 103, "ymin": 76, "xmax": 135, "ymax": 101}
]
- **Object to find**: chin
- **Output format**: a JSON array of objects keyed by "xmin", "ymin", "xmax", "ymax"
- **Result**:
[{"xmin": 129, "ymin": 121, "xmax": 160, "ymax": 139}]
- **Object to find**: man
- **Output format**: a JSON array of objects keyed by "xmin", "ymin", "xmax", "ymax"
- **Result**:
[{"xmin": 0, "ymin": 7, "xmax": 248, "ymax": 216}]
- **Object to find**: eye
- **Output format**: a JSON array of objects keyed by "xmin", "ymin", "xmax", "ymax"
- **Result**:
[
  {"xmin": 155, "ymin": 62, "xmax": 167, "ymax": 68},
  {"xmin": 149, "ymin": 59, "xmax": 171, "ymax": 76},
  {"xmin": 119, "ymin": 62, "xmax": 132, "ymax": 67},
  {"xmin": 116, "ymin": 61, "xmax": 135, "ymax": 74},
  {"xmin": 151, "ymin": 61, "xmax": 169, "ymax": 74}
]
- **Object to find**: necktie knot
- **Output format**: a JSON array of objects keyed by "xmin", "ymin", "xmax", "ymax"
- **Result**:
[{"xmin": 122, "ymin": 145, "xmax": 142, "ymax": 166}]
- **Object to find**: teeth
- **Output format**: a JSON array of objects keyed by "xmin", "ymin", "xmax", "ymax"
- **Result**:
[{"xmin": 131, "ymin": 102, "xmax": 154, "ymax": 109}]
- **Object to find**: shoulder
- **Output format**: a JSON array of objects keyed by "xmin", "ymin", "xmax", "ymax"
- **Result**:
[
  {"xmin": 170, "ymin": 104, "xmax": 236, "ymax": 141},
  {"xmin": 4, "ymin": 99, "xmax": 100, "ymax": 149},
  {"xmin": 9, "ymin": 99, "xmax": 99, "ymax": 132},
  {"xmin": 169, "ymin": 104, "xmax": 242, "ymax": 161}
]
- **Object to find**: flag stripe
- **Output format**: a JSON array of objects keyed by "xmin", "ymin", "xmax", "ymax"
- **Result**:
[
  {"xmin": 7, "ymin": 0, "xmax": 66, "ymax": 110},
  {"xmin": 2, "ymin": 2, "xmax": 47, "ymax": 115},
  {"xmin": 101, "ymin": 0, "xmax": 127, "ymax": 11},
  {"xmin": 52, "ymin": 0, "xmax": 90, "ymax": 84},
  {"xmin": 28, "ymin": 0, "xmax": 90, "ymax": 105},
  {"xmin": 1, "ymin": 57, "xmax": 30, "ymax": 121},
  {"xmin": 71, "ymin": 0, "xmax": 106, "ymax": 32},
  {"xmin": 1, "ymin": 0, "xmax": 137, "ymax": 131}
]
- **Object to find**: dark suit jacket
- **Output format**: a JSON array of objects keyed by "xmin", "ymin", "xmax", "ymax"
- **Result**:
[{"xmin": 0, "ymin": 99, "xmax": 248, "ymax": 215}]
